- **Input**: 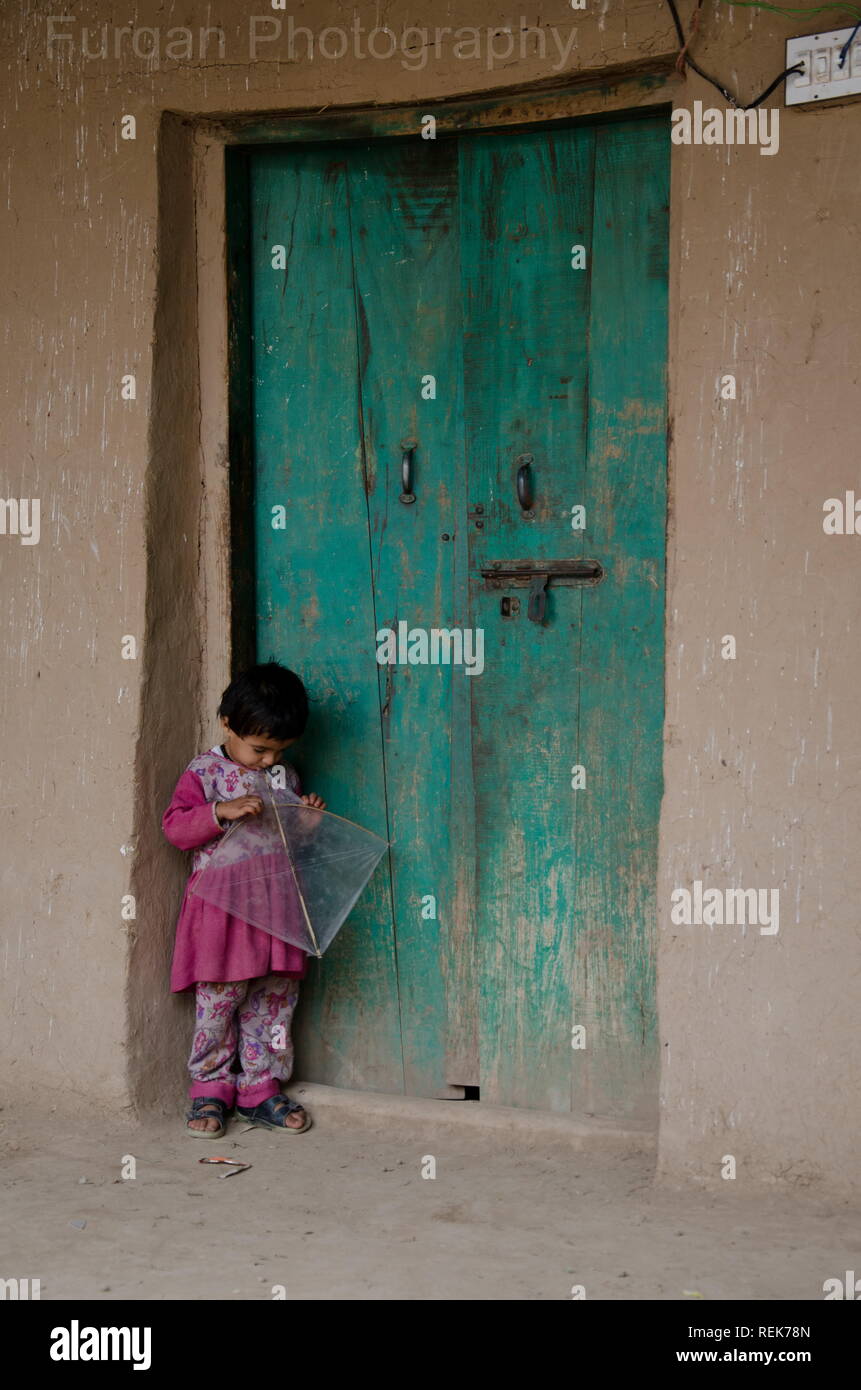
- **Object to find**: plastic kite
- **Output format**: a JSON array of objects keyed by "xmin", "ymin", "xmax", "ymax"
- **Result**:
[{"xmin": 191, "ymin": 772, "xmax": 388, "ymax": 957}]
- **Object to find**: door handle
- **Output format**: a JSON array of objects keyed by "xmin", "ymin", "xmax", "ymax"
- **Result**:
[
  {"xmin": 516, "ymin": 453, "xmax": 535, "ymax": 515},
  {"xmin": 400, "ymin": 438, "xmax": 417, "ymax": 505}
]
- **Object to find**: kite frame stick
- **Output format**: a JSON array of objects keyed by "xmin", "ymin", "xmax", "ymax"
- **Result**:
[{"xmin": 264, "ymin": 781, "xmax": 323, "ymax": 958}]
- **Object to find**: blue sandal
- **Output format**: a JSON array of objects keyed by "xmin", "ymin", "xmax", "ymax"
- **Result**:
[
  {"xmin": 186, "ymin": 1096, "xmax": 230, "ymax": 1139},
  {"xmin": 236, "ymin": 1094, "xmax": 312, "ymax": 1134}
]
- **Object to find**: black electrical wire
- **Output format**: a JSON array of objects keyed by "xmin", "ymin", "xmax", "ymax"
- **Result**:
[
  {"xmin": 839, "ymin": 20, "xmax": 861, "ymax": 66},
  {"xmin": 664, "ymin": 0, "xmax": 805, "ymax": 108}
]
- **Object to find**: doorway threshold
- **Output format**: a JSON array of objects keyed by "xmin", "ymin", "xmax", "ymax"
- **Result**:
[{"xmin": 290, "ymin": 1082, "xmax": 656, "ymax": 1155}]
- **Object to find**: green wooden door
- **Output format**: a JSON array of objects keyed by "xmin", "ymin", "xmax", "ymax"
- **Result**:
[{"xmin": 234, "ymin": 113, "xmax": 669, "ymax": 1119}]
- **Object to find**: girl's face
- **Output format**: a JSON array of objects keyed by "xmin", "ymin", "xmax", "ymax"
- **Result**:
[{"xmin": 220, "ymin": 717, "xmax": 297, "ymax": 770}]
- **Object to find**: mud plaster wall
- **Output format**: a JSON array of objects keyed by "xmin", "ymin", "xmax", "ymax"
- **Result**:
[{"xmin": 1, "ymin": 2, "xmax": 858, "ymax": 1191}]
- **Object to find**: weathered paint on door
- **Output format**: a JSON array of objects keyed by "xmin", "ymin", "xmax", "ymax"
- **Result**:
[{"xmin": 235, "ymin": 113, "xmax": 669, "ymax": 1118}]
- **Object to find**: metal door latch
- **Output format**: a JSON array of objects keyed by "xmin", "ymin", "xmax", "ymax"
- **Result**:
[
  {"xmin": 481, "ymin": 558, "xmax": 604, "ymax": 624},
  {"xmin": 527, "ymin": 574, "xmax": 549, "ymax": 623}
]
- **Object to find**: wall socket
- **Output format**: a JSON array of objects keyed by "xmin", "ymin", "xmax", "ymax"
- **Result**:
[{"xmin": 785, "ymin": 27, "xmax": 861, "ymax": 105}]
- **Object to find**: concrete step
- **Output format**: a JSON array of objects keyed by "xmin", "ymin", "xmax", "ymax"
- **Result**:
[{"xmin": 289, "ymin": 1080, "xmax": 657, "ymax": 1154}]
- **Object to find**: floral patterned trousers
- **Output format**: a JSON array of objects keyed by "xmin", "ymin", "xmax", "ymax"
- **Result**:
[{"xmin": 188, "ymin": 973, "xmax": 300, "ymax": 1108}]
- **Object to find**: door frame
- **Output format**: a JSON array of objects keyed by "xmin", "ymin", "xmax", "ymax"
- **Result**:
[{"xmin": 186, "ymin": 69, "xmax": 681, "ymax": 1118}]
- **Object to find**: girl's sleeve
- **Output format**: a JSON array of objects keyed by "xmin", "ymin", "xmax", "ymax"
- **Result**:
[
  {"xmin": 162, "ymin": 769, "xmax": 226, "ymax": 851},
  {"xmin": 277, "ymin": 761, "xmax": 302, "ymax": 797}
]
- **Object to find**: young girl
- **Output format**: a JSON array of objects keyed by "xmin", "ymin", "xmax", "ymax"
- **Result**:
[{"xmin": 162, "ymin": 661, "xmax": 326, "ymax": 1137}]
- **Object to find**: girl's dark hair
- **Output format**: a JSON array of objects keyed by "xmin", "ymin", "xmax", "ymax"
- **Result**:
[{"xmin": 217, "ymin": 662, "xmax": 309, "ymax": 742}]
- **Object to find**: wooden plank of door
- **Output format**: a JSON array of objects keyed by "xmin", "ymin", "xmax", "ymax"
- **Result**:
[
  {"xmin": 248, "ymin": 146, "xmax": 404, "ymax": 1091},
  {"xmin": 573, "ymin": 116, "xmax": 669, "ymax": 1120},
  {"xmin": 348, "ymin": 138, "xmax": 476, "ymax": 1096},
  {"xmin": 460, "ymin": 122, "xmax": 597, "ymax": 1110}
]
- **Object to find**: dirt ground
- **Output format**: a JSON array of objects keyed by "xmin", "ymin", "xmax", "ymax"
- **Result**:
[{"xmin": 2, "ymin": 1094, "xmax": 858, "ymax": 1302}]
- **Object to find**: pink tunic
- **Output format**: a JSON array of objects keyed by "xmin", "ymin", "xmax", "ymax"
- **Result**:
[{"xmin": 163, "ymin": 746, "xmax": 309, "ymax": 993}]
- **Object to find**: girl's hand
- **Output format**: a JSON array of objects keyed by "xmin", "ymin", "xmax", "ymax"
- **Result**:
[
  {"xmin": 300, "ymin": 793, "xmax": 327, "ymax": 810},
  {"xmin": 216, "ymin": 795, "xmax": 264, "ymax": 822}
]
